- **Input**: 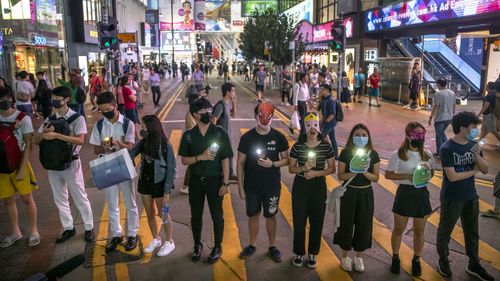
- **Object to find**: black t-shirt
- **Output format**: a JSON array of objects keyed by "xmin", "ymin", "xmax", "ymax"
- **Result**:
[
  {"xmin": 238, "ymin": 128, "xmax": 289, "ymax": 189},
  {"xmin": 338, "ymin": 148, "xmax": 380, "ymax": 187},
  {"xmin": 440, "ymin": 139, "xmax": 479, "ymax": 201},
  {"xmin": 289, "ymin": 140, "xmax": 335, "ymax": 177},
  {"xmin": 179, "ymin": 124, "xmax": 233, "ymax": 177},
  {"xmin": 483, "ymin": 92, "xmax": 496, "ymax": 115}
]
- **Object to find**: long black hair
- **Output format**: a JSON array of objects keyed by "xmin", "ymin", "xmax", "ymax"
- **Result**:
[
  {"xmin": 142, "ymin": 115, "xmax": 168, "ymax": 159},
  {"xmin": 344, "ymin": 123, "xmax": 374, "ymax": 153}
]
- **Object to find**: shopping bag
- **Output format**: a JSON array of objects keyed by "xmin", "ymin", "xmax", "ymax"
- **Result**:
[
  {"xmin": 89, "ymin": 148, "xmax": 137, "ymax": 190},
  {"xmin": 289, "ymin": 111, "xmax": 301, "ymax": 132}
]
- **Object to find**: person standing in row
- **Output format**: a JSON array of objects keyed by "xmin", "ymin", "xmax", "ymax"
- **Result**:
[
  {"xmin": 178, "ymin": 97, "xmax": 233, "ymax": 263},
  {"xmin": 428, "ymin": 79, "xmax": 456, "ymax": 157},
  {"xmin": 89, "ymin": 91, "xmax": 139, "ymax": 252},
  {"xmin": 34, "ymin": 86, "xmax": 95, "ymax": 244},
  {"xmin": 436, "ymin": 111, "xmax": 494, "ymax": 281},
  {"xmin": 130, "ymin": 115, "xmax": 176, "ymax": 257},
  {"xmin": 150, "ymin": 68, "xmax": 162, "ymax": 107},
  {"xmin": 237, "ymin": 103, "xmax": 289, "ymax": 262},
  {"xmin": 289, "ymin": 112, "xmax": 335, "ymax": 268},
  {"xmin": 368, "ymin": 68, "xmax": 381, "ymax": 107},
  {"xmin": 353, "ymin": 68, "xmax": 365, "ymax": 103},
  {"xmin": 293, "ymin": 73, "xmax": 310, "ymax": 135},
  {"xmin": 386, "ymin": 122, "xmax": 434, "ymax": 277},
  {"xmin": 335, "ymin": 124, "xmax": 380, "ymax": 273}
]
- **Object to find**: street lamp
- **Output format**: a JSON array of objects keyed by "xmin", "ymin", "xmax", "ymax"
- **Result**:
[{"xmin": 170, "ymin": 0, "xmax": 175, "ymax": 65}]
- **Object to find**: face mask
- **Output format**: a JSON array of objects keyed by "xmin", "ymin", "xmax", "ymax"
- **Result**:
[
  {"xmin": 467, "ymin": 127, "xmax": 480, "ymax": 141},
  {"xmin": 0, "ymin": 100, "xmax": 12, "ymax": 110},
  {"xmin": 102, "ymin": 109, "xmax": 116, "ymax": 120},
  {"xmin": 140, "ymin": 129, "xmax": 148, "ymax": 138},
  {"xmin": 410, "ymin": 139, "xmax": 424, "ymax": 148},
  {"xmin": 51, "ymin": 99, "xmax": 65, "ymax": 109},
  {"xmin": 199, "ymin": 112, "xmax": 211, "ymax": 124},
  {"xmin": 353, "ymin": 136, "xmax": 369, "ymax": 148},
  {"xmin": 257, "ymin": 102, "xmax": 274, "ymax": 128},
  {"xmin": 407, "ymin": 128, "xmax": 426, "ymax": 148}
]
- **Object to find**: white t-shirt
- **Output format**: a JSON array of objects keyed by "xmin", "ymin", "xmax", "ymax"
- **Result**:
[
  {"xmin": 90, "ymin": 114, "xmax": 135, "ymax": 147},
  {"xmin": 434, "ymin": 89, "xmax": 456, "ymax": 122},
  {"xmin": 0, "ymin": 110, "xmax": 34, "ymax": 151},
  {"xmin": 37, "ymin": 108, "xmax": 87, "ymax": 155},
  {"xmin": 13, "ymin": 80, "xmax": 35, "ymax": 105},
  {"xmin": 387, "ymin": 149, "xmax": 435, "ymax": 186}
]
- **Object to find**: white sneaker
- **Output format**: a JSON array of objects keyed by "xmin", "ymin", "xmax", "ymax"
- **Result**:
[
  {"xmin": 180, "ymin": 186, "xmax": 189, "ymax": 195},
  {"xmin": 285, "ymin": 102, "xmax": 290, "ymax": 106},
  {"xmin": 341, "ymin": 257, "xmax": 353, "ymax": 272},
  {"xmin": 157, "ymin": 240, "xmax": 175, "ymax": 257},
  {"xmin": 280, "ymin": 102, "xmax": 285, "ymax": 106},
  {"xmin": 144, "ymin": 238, "xmax": 162, "ymax": 254},
  {"xmin": 354, "ymin": 257, "xmax": 365, "ymax": 272},
  {"xmin": 403, "ymin": 104, "xmax": 410, "ymax": 109}
]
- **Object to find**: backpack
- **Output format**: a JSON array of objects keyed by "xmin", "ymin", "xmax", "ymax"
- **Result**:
[
  {"xmin": 96, "ymin": 117, "xmax": 131, "ymax": 139},
  {"xmin": 0, "ymin": 112, "xmax": 27, "ymax": 174},
  {"xmin": 335, "ymin": 99, "xmax": 344, "ymax": 121},
  {"xmin": 76, "ymin": 87, "xmax": 86, "ymax": 104},
  {"xmin": 39, "ymin": 113, "xmax": 81, "ymax": 171}
]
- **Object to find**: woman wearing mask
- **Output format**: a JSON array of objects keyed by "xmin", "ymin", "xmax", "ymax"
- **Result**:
[
  {"xmin": 289, "ymin": 112, "xmax": 335, "ymax": 268},
  {"xmin": 386, "ymin": 122, "xmax": 434, "ymax": 277},
  {"xmin": 334, "ymin": 124, "xmax": 380, "ymax": 272},
  {"xmin": 129, "ymin": 115, "xmax": 176, "ymax": 257}
]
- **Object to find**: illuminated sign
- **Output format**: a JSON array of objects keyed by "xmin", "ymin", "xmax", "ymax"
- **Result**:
[
  {"xmin": 89, "ymin": 30, "xmax": 98, "ymax": 38},
  {"xmin": 313, "ymin": 17, "xmax": 353, "ymax": 43},
  {"xmin": 117, "ymin": 33, "xmax": 136, "ymax": 43},
  {"xmin": 364, "ymin": 48, "xmax": 378, "ymax": 61},
  {"xmin": 30, "ymin": 33, "xmax": 46, "ymax": 45},
  {"xmin": 283, "ymin": 0, "xmax": 313, "ymax": 23},
  {"xmin": 365, "ymin": 0, "xmax": 500, "ymax": 32},
  {"xmin": 241, "ymin": 0, "xmax": 277, "ymax": 17}
]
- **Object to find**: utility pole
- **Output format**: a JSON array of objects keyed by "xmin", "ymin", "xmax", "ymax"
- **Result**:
[
  {"xmin": 337, "ymin": 13, "xmax": 345, "ymax": 96},
  {"xmin": 101, "ymin": 0, "xmax": 112, "ymax": 87},
  {"xmin": 170, "ymin": 0, "xmax": 175, "ymax": 65}
]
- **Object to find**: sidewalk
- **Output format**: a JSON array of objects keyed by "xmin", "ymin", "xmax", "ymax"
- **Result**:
[{"xmin": 233, "ymin": 76, "xmax": 499, "ymax": 181}]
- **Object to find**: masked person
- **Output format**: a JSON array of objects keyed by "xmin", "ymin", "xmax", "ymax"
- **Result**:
[
  {"xmin": 385, "ymin": 122, "xmax": 435, "ymax": 277},
  {"xmin": 89, "ymin": 91, "xmax": 139, "ymax": 253},
  {"xmin": 237, "ymin": 102, "xmax": 289, "ymax": 262},
  {"xmin": 289, "ymin": 112, "xmax": 335, "ymax": 268},
  {"xmin": 334, "ymin": 124, "xmax": 380, "ymax": 273},
  {"xmin": 178, "ymin": 97, "xmax": 233, "ymax": 264},
  {"xmin": 436, "ymin": 112, "xmax": 493, "ymax": 281}
]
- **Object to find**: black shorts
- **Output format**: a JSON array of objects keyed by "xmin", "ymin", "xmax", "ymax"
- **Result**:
[
  {"xmin": 245, "ymin": 185, "xmax": 281, "ymax": 218},
  {"xmin": 392, "ymin": 184, "xmax": 431, "ymax": 218},
  {"xmin": 409, "ymin": 91, "xmax": 418, "ymax": 100},
  {"xmin": 256, "ymin": 84, "xmax": 264, "ymax": 93},
  {"xmin": 138, "ymin": 180, "xmax": 168, "ymax": 198}
]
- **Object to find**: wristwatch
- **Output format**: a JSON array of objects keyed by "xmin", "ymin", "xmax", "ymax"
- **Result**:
[{"xmin": 271, "ymin": 162, "xmax": 276, "ymax": 168}]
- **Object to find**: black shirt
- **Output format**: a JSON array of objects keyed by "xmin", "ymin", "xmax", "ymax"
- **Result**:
[
  {"xmin": 237, "ymin": 128, "xmax": 289, "ymax": 189},
  {"xmin": 338, "ymin": 148, "xmax": 380, "ymax": 187},
  {"xmin": 289, "ymin": 140, "xmax": 335, "ymax": 177},
  {"xmin": 483, "ymin": 92, "xmax": 496, "ymax": 115},
  {"xmin": 179, "ymin": 124, "xmax": 233, "ymax": 177}
]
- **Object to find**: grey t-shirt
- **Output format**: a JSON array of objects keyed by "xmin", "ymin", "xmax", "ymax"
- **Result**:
[
  {"xmin": 213, "ymin": 100, "xmax": 231, "ymax": 134},
  {"xmin": 434, "ymin": 89, "xmax": 456, "ymax": 122},
  {"xmin": 256, "ymin": 71, "xmax": 266, "ymax": 86}
]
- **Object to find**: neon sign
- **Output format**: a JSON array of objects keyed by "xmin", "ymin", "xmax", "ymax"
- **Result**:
[{"xmin": 33, "ymin": 35, "xmax": 47, "ymax": 45}]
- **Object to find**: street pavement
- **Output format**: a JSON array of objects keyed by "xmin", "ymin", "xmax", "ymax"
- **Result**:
[{"xmin": 0, "ymin": 74, "xmax": 499, "ymax": 281}]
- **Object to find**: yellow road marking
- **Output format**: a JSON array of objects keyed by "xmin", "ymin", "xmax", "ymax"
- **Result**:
[
  {"xmin": 115, "ymin": 263, "xmax": 130, "ymax": 280},
  {"xmin": 92, "ymin": 202, "xmax": 108, "ymax": 280},
  {"xmin": 169, "ymin": 130, "xmax": 183, "ymax": 157}
]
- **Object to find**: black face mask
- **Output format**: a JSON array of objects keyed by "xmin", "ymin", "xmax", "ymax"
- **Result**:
[
  {"xmin": 410, "ymin": 139, "xmax": 424, "ymax": 148},
  {"xmin": 199, "ymin": 113, "xmax": 211, "ymax": 124},
  {"xmin": 140, "ymin": 129, "xmax": 148, "ymax": 138},
  {"xmin": 0, "ymin": 100, "xmax": 12, "ymax": 110},
  {"xmin": 51, "ymin": 99, "xmax": 64, "ymax": 109},
  {"xmin": 102, "ymin": 109, "xmax": 116, "ymax": 120}
]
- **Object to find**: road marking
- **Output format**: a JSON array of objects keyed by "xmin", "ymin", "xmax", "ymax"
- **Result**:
[{"xmin": 92, "ymin": 202, "xmax": 108, "ymax": 281}]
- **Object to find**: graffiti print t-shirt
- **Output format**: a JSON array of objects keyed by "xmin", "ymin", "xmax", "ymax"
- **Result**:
[{"xmin": 440, "ymin": 139, "xmax": 479, "ymax": 201}]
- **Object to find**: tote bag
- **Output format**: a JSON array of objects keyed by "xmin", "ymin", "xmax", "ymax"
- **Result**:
[{"xmin": 89, "ymin": 148, "xmax": 137, "ymax": 190}]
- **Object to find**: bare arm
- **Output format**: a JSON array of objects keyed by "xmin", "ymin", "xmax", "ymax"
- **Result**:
[
  {"xmin": 237, "ymin": 152, "xmax": 246, "ymax": 199},
  {"xmin": 443, "ymin": 167, "xmax": 478, "ymax": 182}
]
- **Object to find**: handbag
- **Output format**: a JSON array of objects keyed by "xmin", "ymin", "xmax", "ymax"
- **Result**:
[
  {"xmin": 89, "ymin": 148, "xmax": 137, "ymax": 190},
  {"xmin": 290, "ymin": 111, "xmax": 301, "ymax": 132}
]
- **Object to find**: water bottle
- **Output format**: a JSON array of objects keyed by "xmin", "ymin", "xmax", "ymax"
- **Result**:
[{"xmin": 161, "ymin": 203, "xmax": 169, "ymax": 224}]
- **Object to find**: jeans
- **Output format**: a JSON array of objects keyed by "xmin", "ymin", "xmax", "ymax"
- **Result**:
[
  {"xmin": 434, "ymin": 120, "xmax": 451, "ymax": 153},
  {"xmin": 322, "ymin": 122, "xmax": 338, "ymax": 159},
  {"xmin": 151, "ymin": 86, "xmax": 161, "ymax": 106},
  {"xmin": 436, "ymin": 198, "xmax": 480, "ymax": 266}
]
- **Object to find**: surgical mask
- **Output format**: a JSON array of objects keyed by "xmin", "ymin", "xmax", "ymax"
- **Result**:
[
  {"xmin": 102, "ymin": 109, "xmax": 116, "ymax": 120},
  {"xmin": 199, "ymin": 112, "xmax": 211, "ymax": 124},
  {"xmin": 0, "ymin": 100, "xmax": 12, "ymax": 110},
  {"xmin": 353, "ymin": 136, "xmax": 369, "ymax": 148},
  {"xmin": 467, "ymin": 128, "xmax": 480, "ymax": 141},
  {"xmin": 51, "ymin": 99, "xmax": 65, "ymax": 109},
  {"xmin": 140, "ymin": 129, "xmax": 148, "ymax": 138}
]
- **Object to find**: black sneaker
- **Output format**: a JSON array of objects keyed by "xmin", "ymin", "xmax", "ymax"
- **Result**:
[
  {"xmin": 267, "ymin": 247, "xmax": 282, "ymax": 263},
  {"xmin": 84, "ymin": 229, "xmax": 95, "ymax": 243},
  {"xmin": 390, "ymin": 256, "xmax": 400, "ymax": 274},
  {"xmin": 56, "ymin": 228, "xmax": 76, "ymax": 244},
  {"xmin": 412, "ymin": 258, "xmax": 422, "ymax": 277},
  {"xmin": 124, "ymin": 236, "xmax": 138, "ymax": 251},
  {"xmin": 292, "ymin": 255, "xmax": 304, "ymax": 267},
  {"xmin": 105, "ymin": 236, "xmax": 123, "ymax": 253},
  {"xmin": 437, "ymin": 258, "xmax": 452, "ymax": 277},
  {"xmin": 466, "ymin": 264, "xmax": 494, "ymax": 281},
  {"xmin": 307, "ymin": 254, "xmax": 317, "ymax": 268},
  {"xmin": 239, "ymin": 245, "xmax": 256, "ymax": 259}
]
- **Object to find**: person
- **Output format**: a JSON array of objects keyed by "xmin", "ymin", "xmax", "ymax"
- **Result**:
[
  {"xmin": 34, "ymin": 86, "xmax": 95, "ymax": 244},
  {"xmin": 436, "ymin": 111, "xmax": 493, "ymax": 281},
  {"xmin": 142, "ymin": 66, "xmax": 151, "ymax": 95},
  {"xmin": 172, "ymin": 62, "xmax": 178, "ymax": 78},
  {"xmin": 254, "ymin": 64, "xmax": 266, "ymax": 102},
  {"xmin": 13, "ymin": 71, "xmax": 36, "ymax": 117},
  {"xmin": 281, "ymin": 67, "xmax": 292, "ymax": 106},
  {"xmin": 353, "ymin": 68, "xmax": 365, "ymax": 103},
  {"xmin": 130, "ymin": 115, "xmax": 176, "ymax": 257},
  {"xmin": 368, "ymin": 68, "xmax": 381, "ymax": 107},
  {"xmin": 405, "ymin": 66, "xmax": 421, "ymax": 110},
  {"xmin": 89, "ymin": 91, "xmax": 139, "ymax": 253},
  {"xmin": 217, "ymin": 63, "xmax": 223, "ymax": 80},
  {"xmin": 129, "ymin": 68, "xmax": 142, "ymax": 109},
  {"xmin": 121, "ymin": 76, "xmax": 140, "ymax": 140},
  {"xmin": 192, "ymin": 64, "xmax": 205, "ymax": 91},
  {"xmin": 212, "ymin": 82, "xmax": 237, "ymax": 180},
  {"xmin": 309, "ymin": 68, "xmax": 320, "ymax": 98},
  {"xmin": 123, "ymin": 59, "xmax": 130, "ymax": 74},
  {"xmin": 89, "ymin": 69, "xmax": 103, "ymax": 112},
  {"xmin": 289, "ymin": 112, "xmax": 335, "ymax": 268},
  {"xmin": 115, "ymin": 77, "xmax": 125, "ymax": 114},
  {"xmin": 293, "ymin": 73, "xmax": 310, "ymax": 135},
  {"xmin": 319, "ymin": 83, "xmax": 338, "ymax": 160},
  {"xmin": 178, "ymin": 97, "xmax": 233, "ymax": 263},
  {"xmin": 477, "ymin": 82, "xmax": 500, "ymax": 143},
  {"xmin": 0, "ymin": 87, "xmax": 39, "ymax": 248},
  {"xmin": 150, "ymin": 68, "xmax": 162, "ymax": 107},
  {"xmin": 340, "ymin": 71, "xmax": 351, "ymax": 109},
  {"xmin": 58, "ymin": 72, "xmax": 83, "ymax": 116},
  {"xmin": 237, "ymin": 103, "xmax": 289, "ymax": 262},
  {"xmin": 334, "ymin": 124, "xmax": 380, "ymax": 273},
  {"xmin": 385, "ymin": 122, "xmax": 435, "ymax": 277},
  {"xmin": 481, "ymin": 171, "xmax": 500, "ymax": 218},
  {"xmin": 35, "ymin": 78, "xmax": 53, "ymax": 119},
  {"xmin": 428, "ymin": 79, "xmax": 456, "ymax": 157},
  {"xmin": 223, "ymin": 62, "xmax": 229, "ymax": 82}
]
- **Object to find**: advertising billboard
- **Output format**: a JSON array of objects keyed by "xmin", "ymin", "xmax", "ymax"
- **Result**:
[
  {"xmin": 241, "ymin": 0, "xmax": 277, "ymax": 17},
  {"xmin": 312, "ymin": 17, "xmax": 353, "ymax": 43},
  {"xmin": 231, "ymin": 1, "xmax": 245, "ymax": 31},
  {"xmin": 161, "ymin": 31, "xmax": 193, "ymax": 52},
  {"xmin": 1, "ymin": 0, "xmax": 31, "ymax": 20},
  {"xmin": 194, "ymin": 0, "xmax": 205, "ymax": 30},
  {"xmin": 283, "ymin": 0, "xmax": 313, "ymax": 23},
  {"xmin": 205, "ymin": 1, "xmax": 231, "ymax": 31},
  {"xmin": 160, "ymin": 0, "xmax": 194, "ymax": 31},
  {"xmin": 365, "ymin": 0, "xmax": 500, "ymax": 32}
]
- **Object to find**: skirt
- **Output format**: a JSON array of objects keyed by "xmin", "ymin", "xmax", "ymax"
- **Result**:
[
  {"xmin": 340, "ymin": 88, "xmax": 351, "ymax": 103},
  {"xmin": 392, "ymin": 184, "xmax": 432, "ymax": 218}
]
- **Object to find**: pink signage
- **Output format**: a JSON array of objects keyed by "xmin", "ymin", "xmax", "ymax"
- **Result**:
[{"xmin": 313, "ymin": 17, "xmax": 353, "ymax": 43}]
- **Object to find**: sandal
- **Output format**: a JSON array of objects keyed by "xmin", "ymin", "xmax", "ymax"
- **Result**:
[
  {"xmin": 0, "ymin": 234, "xmax": 23, "ymax": 248},
  {"xmin": 28, "ymin": 233, "xmax": 40, "ymax": 247}
]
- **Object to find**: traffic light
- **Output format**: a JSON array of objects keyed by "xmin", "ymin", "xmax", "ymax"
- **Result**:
[
  {"xmin": 329, "ymin": 20, "xmax": 344, "ymax": 52},
  {"xmin": 98, "ymin": 17, "xmax": 119, "ymax": 50}
]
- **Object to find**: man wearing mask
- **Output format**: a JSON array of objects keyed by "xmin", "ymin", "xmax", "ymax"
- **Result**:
[
  {"xmin": 237, "ymin": 102, "xmax": 289, "ymax": 262},
  {"xmin": 179, "ymin": 97, "xmax": 233, "ymax": 264},
  {"xmin": 89, "ymin": 92, "xmax": 139, "ymax": 253},
  {"xmin": 34, "ymin": 86, "xmax": 94, "ymax": 244}
]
